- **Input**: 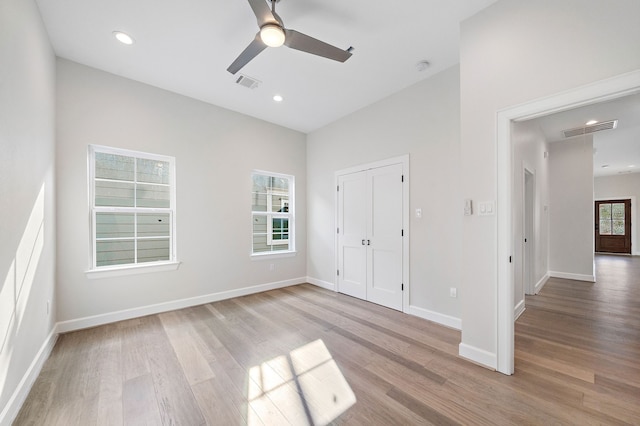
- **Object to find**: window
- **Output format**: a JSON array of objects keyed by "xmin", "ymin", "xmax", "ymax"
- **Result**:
[
  {"xmin": 251, "ymin": 171, "xmax": 294, "ymax": 255},
  {"xmin": 88, "ymin": 145, "xmax": 176, "ymax": 271},
  {"xmin": 598, "ymin": 202, "xmax": 626, "ymax": 235}
]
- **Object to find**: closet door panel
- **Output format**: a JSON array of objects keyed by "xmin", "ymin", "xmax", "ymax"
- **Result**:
[
  {"xmin": 367, "ymin": 164, "xmax": 403, "ymax": 311},
  {"xmin": 337, "ymin": 171, "xmax": 367, "ymax": 299}
]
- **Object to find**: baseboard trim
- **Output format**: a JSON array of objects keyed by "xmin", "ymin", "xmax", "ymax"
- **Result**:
[
  {"xmin": 408, "ymin": 305, "xmax": 461, "ymax": 330},
  {"xmin": 459, "ymin": 342, "xmax": 497, "ymax": 370},
  {"xmin": 0, "ymin": 327, "xmax": 58, "ymax": 426},
  {"xmin": 514, "ymin": 300, "xmax": 525, "ymax": 321},
  {"xmin": 548, "ymin": 271, "xmax": 595, "ymax": 283},
  {"xmin": 306, "ymin": 276, "xmax": 336, "ymax": 291},
  {"xmin": 534, "ymin": 273, "xmax": 550, "ymax": 294},
  {"xmin": 57, "ymin": 277, "xmax": 307, "ymax": 333}
]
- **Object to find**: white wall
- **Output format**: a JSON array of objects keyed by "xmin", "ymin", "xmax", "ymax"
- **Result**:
[
  {"xmin": 55, "ymin": 59, "xmax": 307, "ymax": 325},
  {"xmin": 0, "ymin": 0, "xmax": 57, "ymax": 421},
  {"xmin": 511, "ymin": 120, "xmax": 549, "ymax": 312},
  {"xmin": 594, "ymin": 173, "xmax": 640, "ymax": 256},
  {"xmin": 548, "ymin": 137, "xmax": 595, "ymax": 280},
  {"xmin": 307, "ymin": 66, "xmax": 462, "ymax": 325},
  {"xmin": 459, "ymin": 0, "xmax": 640, "ymax": 366}
]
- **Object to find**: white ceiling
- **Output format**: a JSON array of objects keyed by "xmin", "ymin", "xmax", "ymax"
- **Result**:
[
  {"xmin": 35, "ymin": 0, "xmax": 497, "ymax": 133},
  {"xmin": 531, "ymin": 92, "xmax": 640, "ymax": 177}
]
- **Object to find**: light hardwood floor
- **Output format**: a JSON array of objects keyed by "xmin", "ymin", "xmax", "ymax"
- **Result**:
[{"xmin": 14, "ymin": 254, "xmax": 640, "ymax": 425}]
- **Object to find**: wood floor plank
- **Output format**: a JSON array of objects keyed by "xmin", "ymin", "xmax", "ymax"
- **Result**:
[
  {"xmin": 281, "ymin": 286, "xmax": 460, "ymax": 356},
  {"xmin": 96, "ymin": 324, "xmax": 124, "ymax": 426},
  {"xmin": 120, "ymin": 321, "xmax": 151, "ymax": 383},
  {"xmin": 139, "ymin": 315, "xmax": 206, "ymax": 425},
  {"xmin": 386, "ymin": 386, "xmax": 460, "ymax": 426},
  {"xmin": 158, "ymin": 310, "xmax": 215, "ymax": 386},
  {"xmin": 14, "ymin": 254, "xmax": 640, "ymax": 425},
  {"xmin": 122, "ymin": 374, "xmax": 162, "ymax": 425},
  {"xmin": 514, "ymin": 347, "xmax": 595, "ymax": 383},
  {"xmin": 266, "ymin": 289, "xmax": 444, "ymax": 379},
  {"xmin": 11, "ymin": 367, "xmax": 57, "ymax": 425},
  {"xmin": 191, "ymin": 377, "xmax": 246, "ymax": 426}
]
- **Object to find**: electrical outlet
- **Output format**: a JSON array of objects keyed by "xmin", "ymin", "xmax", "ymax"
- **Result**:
[
  {"xmin": 450, "ymin": 288, "xmax": 457, "ymax": 298},
  {"xmin": 269, "ymin": 263, "xmax": 275, "ymax": 271}
]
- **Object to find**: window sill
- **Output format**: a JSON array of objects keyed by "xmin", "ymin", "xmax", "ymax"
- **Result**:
[
  {"xmin": 85, "ymin": 261, "xmax": 181, "ymax": 280},
  {"xmin": 251, "ymin": 251, "xmax": 297, "ymax": 260}
]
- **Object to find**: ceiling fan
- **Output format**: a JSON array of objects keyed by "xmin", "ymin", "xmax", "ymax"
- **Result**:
[{"xmin": 227, "ymin": 0, "xmax": 353, "ymax": 74}]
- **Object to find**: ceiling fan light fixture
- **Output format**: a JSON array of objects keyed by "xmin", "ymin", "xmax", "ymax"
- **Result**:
[{"xmin": 260, "ymin": 24, "xmax": 285, "ymax": 47}]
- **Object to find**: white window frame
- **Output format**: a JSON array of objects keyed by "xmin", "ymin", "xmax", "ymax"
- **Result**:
[
  {"xmin": 86, "ymin": 145, "xmax": 179, "ymax": 278},
  {"xmin": 251, "ymin": 170, "xmax": 295, "ymax": 257}
]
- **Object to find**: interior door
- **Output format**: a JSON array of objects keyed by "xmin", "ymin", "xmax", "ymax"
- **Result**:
[
  {"xmin": 595, "ymin": 199, "xmax": 631, "ymax": 254},
  {"xmin": 337, "ymin": 171, "xmax": 367, "ymax": 299},
  {"xmin": 337, "ymin": 163, "xmax": 404, "ymax": 311},
  {"xmin": 366, "ymin": 164, "xmax": 403, "ymax": 310}
]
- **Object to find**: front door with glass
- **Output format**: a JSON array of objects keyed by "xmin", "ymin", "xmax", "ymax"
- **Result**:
[{"xmin": 595, "ymin": 199, "xmax": 631, "ymax": 254}]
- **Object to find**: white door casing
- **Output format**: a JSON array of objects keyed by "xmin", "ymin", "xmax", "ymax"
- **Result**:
[{"xmin": 524, "ymin": 168, "xmax": 535, "ymax": 295}]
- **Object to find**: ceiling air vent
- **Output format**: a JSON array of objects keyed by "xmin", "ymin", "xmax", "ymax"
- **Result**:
[
  {"xmin": 563, "ymin": 120, "xmax": 618, "ymax": 138},
  {"xmin": 235, "ymin": 74, "xmax": 261, "ymax": 89}
]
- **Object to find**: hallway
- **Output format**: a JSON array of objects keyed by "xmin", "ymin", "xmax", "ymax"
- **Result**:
[{"xmin": 515, "ymin": 254, "xmax": 640, "ymax": 423}]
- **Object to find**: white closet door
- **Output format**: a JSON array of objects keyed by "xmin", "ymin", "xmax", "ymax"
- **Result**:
[
  {"xmin": 337, "ymin": 171, "xmax": 367, "ymax": 299},
  {"xmin": 337, "ymin": 163, "xmax": 404, "ymax": 311},
  {"xmin": 366, "ymin": 164, "xmax": 403, "ymax": 311}
]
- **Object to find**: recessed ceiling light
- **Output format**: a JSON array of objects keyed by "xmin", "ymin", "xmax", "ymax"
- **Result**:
[
  {"xmin": 273, "ymin": 95, "xmax": 283, "ymax": 102},
  {"xmin": 113, "ymin": 31, "xmax": 134, "ymax": 45},
  {"xmin": 585, "ymin": 120, "xmax": 598, "ymax": 125},
  {"xmin": 629, "ymin": 165, "xmax": 636, "ymax": 168}
]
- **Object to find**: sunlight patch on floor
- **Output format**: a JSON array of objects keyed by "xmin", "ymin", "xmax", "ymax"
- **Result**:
[{"xmin": 247, "ymin": 339, "xmax": 356, "ymax": 425}]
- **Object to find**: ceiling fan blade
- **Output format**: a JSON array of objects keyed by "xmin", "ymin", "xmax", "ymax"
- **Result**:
[
  {"xmin": 247, "ymin": 0, "xmax": 278, "ymax": 27},
  {"xmin": 227, "ymin": 33, "xmax": 268, "ymax": 75},
  {"xmin": 283, "ymin": 29, "xmax": 352, "ymax": 63}
]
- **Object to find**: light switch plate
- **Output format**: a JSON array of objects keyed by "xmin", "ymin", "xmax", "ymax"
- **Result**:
[
  {"xmin": 478, "ymin": 201, "xmax": 496, "ymax": 216},
  {"xmin": 464, "ymin": 199, "xmax": 473, "ymax": 216}
]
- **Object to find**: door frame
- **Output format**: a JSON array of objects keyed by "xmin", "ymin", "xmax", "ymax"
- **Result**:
[
  {"xmin": 595, "ymin": 196, "xmax": 636, "ymax": 255},
  {"xmin": 523, "ymin": 166, "xmax": 535, "ymax": 295},
  {"xmin": 496, "ymin": 69, "xmax": 640, "ymax": 375},
  {"xmin": 334, "ymin": 154, "xmax": 410, "ymax": 312}
]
